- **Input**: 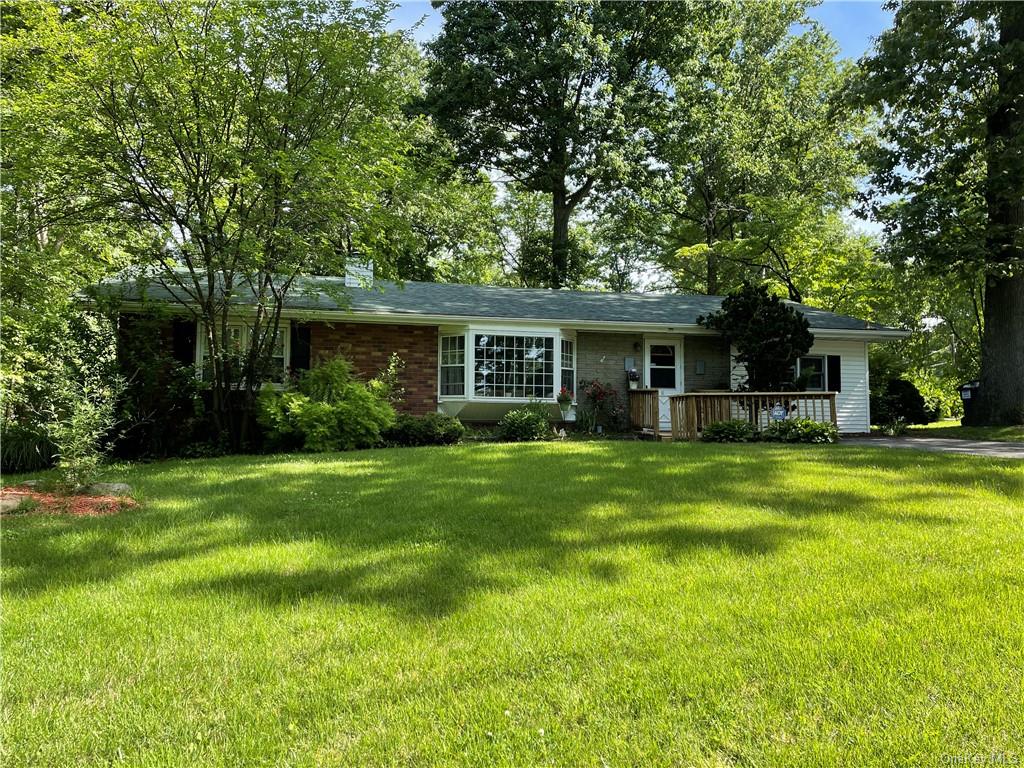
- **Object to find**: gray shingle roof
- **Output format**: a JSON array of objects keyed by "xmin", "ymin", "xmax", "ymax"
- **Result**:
[{"xmin": 97, "ymin": 275, "xmax": 900, "ymax": 333}]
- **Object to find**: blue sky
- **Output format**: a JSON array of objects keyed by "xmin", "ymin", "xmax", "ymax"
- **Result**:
[{"xmin": 388, "ymin": 1, "xmax": 894, "ymax": 61}]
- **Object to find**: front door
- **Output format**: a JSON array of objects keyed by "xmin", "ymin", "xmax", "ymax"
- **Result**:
[{"xmin": 644, "ymin": 338, "xmax": 683, "ymax": 431}]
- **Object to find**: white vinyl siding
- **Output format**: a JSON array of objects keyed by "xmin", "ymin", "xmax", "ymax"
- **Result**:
[{"xmin": 730, "ymin": 339, "xmax": 870, "ymax": 433}]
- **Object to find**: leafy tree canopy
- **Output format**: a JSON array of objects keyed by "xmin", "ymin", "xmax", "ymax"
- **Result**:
[
  {"xmin": 419, "ymin": 0, "xmax": 688, "ymax": 288},
  {"xmin": 856, "ymin": 1, "xmax": 1024, "ymax": 425}
]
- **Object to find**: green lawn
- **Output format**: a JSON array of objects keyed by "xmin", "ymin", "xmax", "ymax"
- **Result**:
[
  {"xmin": 3, "ymin": 442, "xmax": 1023, "ymax": 767},
  {"xmin": 905, "ymin": 420, "xmax": 1024, "ymax": 442}
]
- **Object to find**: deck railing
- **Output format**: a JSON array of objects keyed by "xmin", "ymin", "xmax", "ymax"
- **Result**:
[
  {"xmin": 668, "ymin": 391, "xmax": 838, "ymax": 441},
  {"xmin": 628, "ymin": 388, "xmax": 660, "ymax": 433}
]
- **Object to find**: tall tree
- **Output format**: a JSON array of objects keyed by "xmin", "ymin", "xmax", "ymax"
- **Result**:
[
  {"xmin": 858, "ymin": 1, "xmax": 1024, "ymax": 425},
  {"xmin": 603, "ymin": 0, "xmax": 865, "ymax": 300},
  {"xmin": 15, "ymin": 0, "xmax": 422, "ymax": 446},
  {"xmin": 493, "ymin": 186, "xmax": 597, "ymax": 288},
  {"xmin": 419, "ymin": 0, "xmax": 685, "ymax": 288}
]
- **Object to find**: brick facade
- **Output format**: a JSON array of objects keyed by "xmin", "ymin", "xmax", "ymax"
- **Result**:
[
  {"xmin": 307, "ymin": 321, "xmax": 439, "ymax": 415},
  {"xmin": 683, "ymin": 336, "xmax": 731, "ymax": 391},
  {"xmin": 577, "ymin": 331, "xmax": 731, "ymax": 392},
  {"xmin": 576, "ymin": 331, "xmax": 643, "ymax": 391}
]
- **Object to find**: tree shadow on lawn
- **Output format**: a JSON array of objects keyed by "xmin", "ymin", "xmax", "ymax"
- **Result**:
[{"xmin": 4, "ymin": 442, "xmax": 1003, "ymax": 618}]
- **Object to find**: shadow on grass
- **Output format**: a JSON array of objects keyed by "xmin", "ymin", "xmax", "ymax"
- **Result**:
[{"xmin": 5, "ymin": 442, "xmax": 1015, "ymax": 618}]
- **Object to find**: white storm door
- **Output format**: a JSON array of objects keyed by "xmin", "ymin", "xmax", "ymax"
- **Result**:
[{"xmin": 644, "ymin": 338, "xmax": 683, "ymax": 431}]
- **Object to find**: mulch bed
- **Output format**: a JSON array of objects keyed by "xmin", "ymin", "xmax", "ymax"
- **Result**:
[{"xmin": 1, "ymin": 487, "xmax": 137, "ymax": 517}]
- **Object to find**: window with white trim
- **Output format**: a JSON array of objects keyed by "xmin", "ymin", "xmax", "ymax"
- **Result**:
[
  {"xmin": 474, "ymin": 334, "xmax": 554, "ymax": 398},
  {"xmin": 439, "ymin": 335, "xmax": 466, "ymax": 396},
  {"xmin": 560, "ymin": 338, "xmax": 575, "ymax": 397},
  {"xmin": 198, "ymin": 321, "xmax": 288, "ymax": 384},
  {"xmin": 794, "ymin": 356, "xmax": 825, "ymax": 391}
]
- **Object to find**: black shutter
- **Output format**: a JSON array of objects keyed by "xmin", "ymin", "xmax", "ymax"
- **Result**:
[
  {"xmin": 171, "ymin": 319, "xmax": 197, "ymax": 366},
  {"xmin": 290, "ymin": 323, "xmax": 311, "ymax": 372},
  {"xmin": 827, "ymin": 355, "xmax": 842, "ymax": 392}
]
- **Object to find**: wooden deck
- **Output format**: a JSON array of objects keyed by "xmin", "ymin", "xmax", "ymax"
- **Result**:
[{"xmin": 629, "ymin": 390, "xmax": 837, "ymax": 441}]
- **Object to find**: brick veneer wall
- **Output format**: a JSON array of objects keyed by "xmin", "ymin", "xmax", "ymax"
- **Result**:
[
  {"xmin": 307, "ymin": 321, "xmax": 438, "ymax": 415},
  {"xmin": 576, "ymin": 331, "xmax": 643, "ymax": 391},
  {"xmin": 683, "ymin": 336, "xmax": 731, "ymax": 391}
]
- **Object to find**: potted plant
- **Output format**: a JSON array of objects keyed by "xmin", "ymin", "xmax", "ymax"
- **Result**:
[
  {"xmin": 627, "ymin": 368, "xmax": 640, "ymax": 390},
  {"xmin": 556, "ymin": 386, "xmax": 574, "ymax": 420}
]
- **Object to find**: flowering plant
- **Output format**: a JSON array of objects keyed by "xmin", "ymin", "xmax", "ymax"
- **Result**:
[
  {"xmin": 556, "ymin": 386, "xmax": 573, "ymax": 405},
  {"xmin": 578, "ymin": 379, "xmax": 626, "ymax": 430},
  {"xmin": 627, "ymin": 367, "xmax": 640, "ymax": 382}
]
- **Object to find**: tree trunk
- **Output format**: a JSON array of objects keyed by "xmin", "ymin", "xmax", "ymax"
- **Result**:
[
  {"xmin": 551, "ymin": 188, "xmax": 571, "ymax": 289},
  {"xmin": 972, "ymin": 4, "xmax": 1024, "ymax": 425},
  {"xmin": 706, "ymin": 247, "xmax": 719, "ymax": 296},
  {"xmin": 973, "ymin": 271, "xmax": 1024, "ymax": 425}
]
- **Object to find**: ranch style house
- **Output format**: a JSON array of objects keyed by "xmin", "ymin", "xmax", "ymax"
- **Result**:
[{"xmin": 100, "ymin": 264, "xmax": 909, "ymax": 436}]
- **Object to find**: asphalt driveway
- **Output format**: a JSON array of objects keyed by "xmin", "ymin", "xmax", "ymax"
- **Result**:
[{"xmin": 852, "ymin": 436, "xmax": 1024, "ymax": 459}]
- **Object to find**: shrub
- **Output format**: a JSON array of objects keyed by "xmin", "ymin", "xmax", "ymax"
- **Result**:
[
  {"xmin": 871, "ymin": 378, "xmax": 931, "ymax": 426},
  {"xmin": 914, "ymin": 376, "xmax": 963, "ymax": 420},
  {"xmin": 257, "ymin": 357, "xmax": 396, "ymax": 453},
  {"xmin": 296, "ymin": 358, "xmax": 356, "ymax": 403},
  {"xmin": 497, "ymin": 405, "xmax": 550, "ymax": 442},
  {"xmin": 762, "ymin": 418, "xmax": 838, "ymax": 444},
  {"xmin": 0, "ymin": 422, "xmax": 54, "ymax": 473},
  {"xmin": 3, "ymin": 310, "xmax": 122, "ymax": 488},
  {"xmin": 701, "ymin": 419, "xmax": 758, "ymax": 443},
  {"xmin": 577, "ymin": 380, "xmax": 627, "ymax": 432},
  {"xmin": 113, "ymin": 314, "xmax": 204, "ymax": 459},
  {"xmin": 383, "ymin": 413, "xmax": 465, "ymax": 447},
  {"xmin": 878, "ymin": 420, "xmax": 908, "ymax": 437},
  {"xmin": 367, "ymin": 353, "xmax": 406, "ymax": 406},
  {"xmin": 698, "ymin": 281, "xmax": 814, "ymax": 390},
  {"xmin": 49, "ymin": 389, "xmax": 119, "ymax": 489}
]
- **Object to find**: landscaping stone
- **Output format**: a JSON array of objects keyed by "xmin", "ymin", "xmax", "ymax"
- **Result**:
[
  {"xmin": 86, "ymin": 482, "xmax": 133, "ymax": 496},
  {"xmin": 1, "ymin": 495, "xmax": 25, "ymax": 514}
]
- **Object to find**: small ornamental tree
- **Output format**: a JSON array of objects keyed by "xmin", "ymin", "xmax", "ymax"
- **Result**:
[{"xmin": 698, "ymin": 282, "xmax": 814, "ymax": 391}]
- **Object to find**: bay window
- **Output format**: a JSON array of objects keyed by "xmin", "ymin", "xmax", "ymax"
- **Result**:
[
  {"xmin": 439, "ymin": 335, "xmax": 466, "ymax": 396},
  {"xmin": 474, "ymin": 334, "xmax": 554, "ymax": 399},
  {"xmin": 560, "ymin": 338, "xmax": 575, "ymax": 397}
]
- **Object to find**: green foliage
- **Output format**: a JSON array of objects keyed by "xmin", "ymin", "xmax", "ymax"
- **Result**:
[
  {"xmin": 0, "ymin": 422, "xmax": 54, "ymax": 474},
  {"xmin": 857, "ymin": 2, "xmax": 1024, "ymax": 425},
  {"xmin": 258, "ymin": 358, "xmax": 396, "ymax": 453},
  {"xmin": 113, "ymin": 315, "xmax": 204, "ymax": 459},
  {"xmin": 699, "ymin": 282, "xmax": 814, "ymax": 391},
  {"xmin": 48, "ymin": 396, "xmax": 115, "ymax": 490},
  {"xmin": 2, "ymin": 310, "xmax": 122, "ymax": 489},
  {"xmin": 601, "ymin": 1, "xmax": 868, "ymax": 300},
  {"xmin": 497, "ymin": 406, "xmax": 551, "ymax": 443},
  {"xmin": 577, "ymin": 380, "xmax": 627, "ymax": 432},
  {"xmin": 367, "ymin": 353, "xmax": 406, "ymax": 407},
  {"xmin": 6, "ymin": 0, "xmax": 432, "ymax": 447},
  {"xmin": 870, "ymin": 379, "xmax": 931, "ymax": 428},
  {"xmin": 914, "ymin": 376, "xmax": 963, "ymax": 421},
  {"xmin": 296, "ymin": 359, "xmax": 356, "ymax": 404},
  {"xmin": 383, "ymin": 413, "xmax": 466, "ymax": 447},
  {"xmin": 420, "ymin": 1, "xmax": 685, "ymax": 287},
  {"xmin": 761, "ymin": 419, "xmax": 838, "ymax": 444},
  {"xmin": 701, "ymin": 420, "xmax": 758, "ymax": 443}
]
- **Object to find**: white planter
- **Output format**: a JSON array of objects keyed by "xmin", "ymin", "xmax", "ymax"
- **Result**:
[{"xmin": 559, "ymin": 403, "xmax": 575, "ymax": 421}]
